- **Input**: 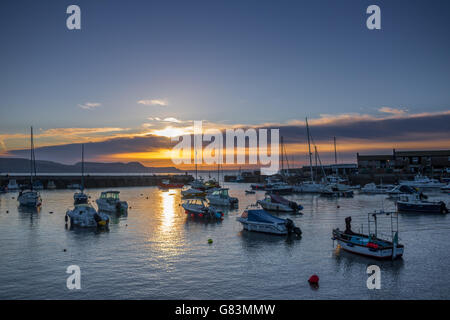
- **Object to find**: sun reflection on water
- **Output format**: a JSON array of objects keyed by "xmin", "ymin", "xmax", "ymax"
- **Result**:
[{"xmin": 160, "ymin": 190, "xmax": 176, "ymax": 233}]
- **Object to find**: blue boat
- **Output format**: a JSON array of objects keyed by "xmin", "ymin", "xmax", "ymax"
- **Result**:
[{"xmin": 237, "ymin": 208, "xmax": 301, "ymax": 236}]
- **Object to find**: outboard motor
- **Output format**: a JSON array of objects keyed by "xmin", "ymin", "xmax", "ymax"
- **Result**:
[
  {"xmin": 440, "ymin": 202, "xmax": 449, "ymax": 214},
  {"xmin": 344, "ymin": 216, "xmax": 355, "ymax": 235},
  {"xmin": 116, "ymin": 202, "xmax": 121, "ymax": 212},
  {"xmin": 285, "ymin": 218, "xmax": 302, "ymax": 237},
  {"xmin": 93, "ymin": 213, "xmax": 101, "ymax": 222}
]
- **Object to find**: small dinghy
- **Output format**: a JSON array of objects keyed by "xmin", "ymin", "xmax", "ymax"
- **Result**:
[
  {"xmin": 396, "ymin": 194, "xmax": 448, "ymax": 214},
  {"xmin": 96, "ymin": 191, "xmax": 128, "ymax": 213},
  {"xmin": 245, "ymin": 190, "xmax": 256, "ymax": 194},
  {"xmin": 206, "ymin": 188, "xmax": 238, "ymax": 207},
  {"xmin": 158, "ymin": 179, "xmax": 184, "ymax": 189},
  {"xmin": 332, "ymin": 212, "xmax": 404, "ymax": 260},
  {"xmin": 182, "ymin": 198, "xmax": 224, "ymax": 220},
  {"xmin": 257, "ymin": 194, "xmax": 302, "ymax": 212},
  {"xmin": 237, "ymin": 208, "xmax": 301, "ymax": 236}
]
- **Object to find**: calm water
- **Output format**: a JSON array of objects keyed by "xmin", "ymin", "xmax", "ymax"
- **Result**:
[{"xmin": 1, "ymin": 183, "xmax": 450, "ymax": 300}]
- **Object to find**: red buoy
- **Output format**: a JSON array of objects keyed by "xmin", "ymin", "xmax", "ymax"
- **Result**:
[{"xmin": 308, "ymin": 274, "xmax": 319, "ymax": 284}]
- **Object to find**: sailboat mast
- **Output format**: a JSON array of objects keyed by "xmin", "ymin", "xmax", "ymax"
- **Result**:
[
  {"xmin": 30, "ymin": 126, "xmax": 34, "ymax": 187},
  {"xmin": 334, "ymin": 136, "xmax": 338, "ymax": 176},
  {"xmin": 280, "ymin": 136, "xmax": 284, "ymax": 175},
  {"xmin": 306, "ymin": 118, "xmax": 314, "ymax": 183},
  {"xmin": 81, "ymin": 144, "xmax": 84, "ymax": 192}
]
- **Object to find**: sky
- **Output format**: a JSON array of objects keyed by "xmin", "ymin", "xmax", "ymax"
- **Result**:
[{"xmin": 0, "ymin": 0, "xmax": 449, "ymax": 169}]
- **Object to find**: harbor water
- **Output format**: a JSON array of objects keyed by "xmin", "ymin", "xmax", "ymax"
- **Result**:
[{"xmin": 1, "ymin": 183, "xmax": 450, "ymax": 299}]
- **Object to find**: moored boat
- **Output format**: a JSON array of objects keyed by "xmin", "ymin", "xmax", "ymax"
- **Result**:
[
  {"xmin": 158, "ymin": 179, "xmax": 184, "ymax": 189},
  {"xmin": 399, "ymin": 174, "xmax": 445, "ymax": 189},
  {"xmin": 360, "ymin": 183, "xmax": 393, "ymax": 194},
  {"xmin": 66, "ymin": 204, "xmax": 110, "ymax": 228},
  {"xmin": 206, "ymin": 188, "xmax": 238, "ymax": 207},
  {"xmin": 257, "ymin": 194, "xmax": 302, "ymax": 212},
  {"xmin": 332, "ymin": 213, "xmax": 404, "ymax": 260},
  {"xmin": 96, "ymin": 191, "xmax": 128, "ymax": 213},
  {"xmin": 17, "ymin": 127, "xmax": 41, "ymax": 208},
  {"xmin": 7, "ymin": 179, "xmax": 20, "ymax": 191},
  {"xmin": 396, "ymin": 194, "xmax": 448, "ymax": 214},
  {"xmin": 181, "ymin": 198, "xmax": 224, "ymax": 220},
  {"xmin": 237, "ymin": 208, "xmax": 301, "ymax": 236}
]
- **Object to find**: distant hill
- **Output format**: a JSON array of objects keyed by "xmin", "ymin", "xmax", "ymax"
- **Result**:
[{"xmin": 0, "ymin": 158, "xmax": 181, "ymax": 174}]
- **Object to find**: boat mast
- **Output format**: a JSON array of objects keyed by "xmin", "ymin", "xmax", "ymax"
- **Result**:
[
  {"xmin": 30, "ymin": 126, "xmax": 34, "ymax": 188},
  {"xmin": 334, "ymin": 136, "xmax": 338, "ymax": 175},
  {"xmin": 306, "ymin": 118, "xmax": 314, "ymax": 183},
  {"xmin": 195, "ymin": 149, "xmax": 198, "ymax": 180},
  {"xmin": 81, "ymin": 144, "xmax": 84, "ymax": 192},
  {"xmin": 280, "ymin": 136, "xmax": 284, "ymax": 176}
]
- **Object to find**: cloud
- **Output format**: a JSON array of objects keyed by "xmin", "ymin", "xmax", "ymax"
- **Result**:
[
  {"xmin": 378, "ymin": 107, "xmax": 407, "ymax": 115},
  {"xmin": 78, "ymin": 102, "xmax": 102, "ymax": 110},
  {"xmin": 162, "ymin": 117, "xmax": 181, "ymax": 123},
  {"xmin": 137, "ymin": 99, "xmax": 168, "ymax": 106}
]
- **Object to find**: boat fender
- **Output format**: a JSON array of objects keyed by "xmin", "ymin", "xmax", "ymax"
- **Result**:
[
  {"xmin": 65, "ymin": 215, "xmax": 68, "ymax": 222},
  {"xmin": 208, "ymin": 239, "xmax": 213, "ymax": 244}
]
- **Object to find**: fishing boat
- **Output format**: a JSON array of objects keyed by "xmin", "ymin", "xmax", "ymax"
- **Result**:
[
  {"xmin": 257, "ymin": 194, "xmax": 302, "ymax": 212},
  {"xmin": 158, "ymin": 179, "xmax": 184, "ymax": 189},
  {"xmin": 399, "ymin": 174, "xmax": 445, "ymax": 189},
  {"xmin": 332, "ymin": 213, "xmax": 404, "ymax": 260},
  {"xmin": 237, "ymin": 208, "xmax": 301, "ymax": 236},
  {"xmin": 96, "ymin": 191, "xmax": 128, "ymax": 213},
  {"xmin": 396, "ymin": 194, "xmax": 448, "ymax": 214},
  {"xmin": 47, "ymin": 180, "xmax": 56, "ymax": 189},
  {"xmin": 182, "ymin": 198, "xmax": 224, "ymax": 220},
  {"xmin": 17, "ymin": 127, "xmax": 42, "ymax": 208},
  {"xmin": 7, "ymin": 179, "xmax": 19, "ymax": 191},
  {"xmin": 206, "ymin": 188, "xmax": 238, "ymax": 207},
  {"xmin": 360, "ymin": 183, "xmax": 393, "ymax": 194}
]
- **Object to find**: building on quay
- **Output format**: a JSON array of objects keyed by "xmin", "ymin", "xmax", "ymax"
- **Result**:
[{"xmin": 357, "ymin": 149, "xmax": 450, "ymax": 174}]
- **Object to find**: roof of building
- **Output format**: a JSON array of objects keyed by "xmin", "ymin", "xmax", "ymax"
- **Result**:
[{"xmin": 394, "ymin": 150, "xmax": 450, "ymax": 157}]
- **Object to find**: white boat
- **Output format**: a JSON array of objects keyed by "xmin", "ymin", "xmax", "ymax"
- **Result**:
[
  {"xmin": 66, "ymin": 203, "xmax": 109, "ymax": 228},
  {"xmin": 7, "ymin": 179, "xmax": 19, "ymax": 191},
  {"xmin": 386, "ymin": 184, "xmax": 419, "ymax": 198},
  {"xmin": 237, "ymin": 208, "xmax": 301, "ymax": 236},
  {"xmin": 360, "ymin": 183, "xmax": 393, "ymax": 194},
  {"xmin": 47, "ymin": 180, "xmax": 56, "ymax": 189},
  {"xmin": 17, "ymin": 127, "xmax": 41, "ymax": 208},
  {"xmin": 257, "ymin": 194, "xmax": 302, "ymax": 212},
  {"xmin": 396, "ymin": 194, "xmax": 448, "ymax": 214},
  {"xmin": 18, "ymin": 189, "xmax": 42, "ymax": 207},
  {"xmin": 182, "ymin": 198, "xmax": 224, "ymax": 220},
  {"xmin": 96, "ymin": 191, "xmax": 128, "ymax": 213},
  {"xmin": 206, "ymin": 188, "xmax": 238, "ymax": 207},
  {"xmin": 293, "ymin": 181, "xmax": 326, "ymax": 193},
  {"xmin": 399, "ymin": 174, "xmax": 445, "ymax": 189},
  {"xmin": 332, "ymin": 213, "xmax": 403, "ymax": 260},
  {"xmin": 321, "ymin": 184, "xmax": 354, "ymax": 197}
]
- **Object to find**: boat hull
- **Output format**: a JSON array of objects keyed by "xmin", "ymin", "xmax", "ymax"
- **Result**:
[
  {"xmin": 397, "ymin": 201, "xmax": 446, "ymax": 214},
  {"xmin": 257, "ymin": 199, "xmax": 294, "ymax": 212},
  {"xmin": 337, "ymin": 239, "xmax": 404, "ymax": 260},
  {"xmin": 238, "ymin": 218, "xmax": 288, "ymax": 235}
]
